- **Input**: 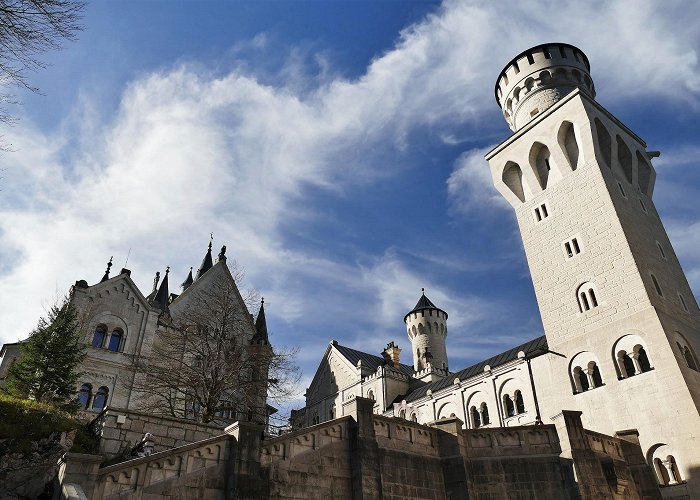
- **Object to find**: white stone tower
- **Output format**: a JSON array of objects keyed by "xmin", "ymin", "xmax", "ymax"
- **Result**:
[
  {"xmin": 405, "ymin": 291, "xmax": 449, "ymax": 381},
  {"xmin": 485, "ymin": 42, "xmax": 700, "ymax": 494}
]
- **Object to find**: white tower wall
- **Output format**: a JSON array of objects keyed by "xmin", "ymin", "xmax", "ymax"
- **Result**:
[{"xmin": 486, "ymin": 44, "xmax": 700, "ymax": 496}]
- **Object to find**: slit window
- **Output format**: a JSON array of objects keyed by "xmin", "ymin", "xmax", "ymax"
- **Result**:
[
  {"xmin": 563, "ymin": 237, "xmax": 582, "ymax": 259},
  {"xmin": 640, "ymin": 198, "xmax": 648, "ymax": 213},
  {"xmin": 534, "ymin": 202, "xmax": 549, "ymax": 223},
  {"xmin": 679, "ymin": 294, "xmax": 689, "ymax": 312},
  {"xmin": 656, "ymin": 242, "xmax": 666, "ymax": 260},
  {"xmin": 651, "ymin": 274, "xmax": 663, "ymax": 296},
  {"xmin": 618, "ymin": 182, "xmax": 627, "ymax": 198}
]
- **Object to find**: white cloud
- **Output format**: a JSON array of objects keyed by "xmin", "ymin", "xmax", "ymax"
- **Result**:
[{"xmin": 2, "ymin": 0, "xmax": 700, "ymax": 374}]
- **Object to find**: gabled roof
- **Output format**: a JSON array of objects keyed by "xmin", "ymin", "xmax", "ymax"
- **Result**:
[
  {"xmin": 334, "ymin": 343, "xmax": 414, "ymax": 376},
  {"xmin": 404, "ymin": 335, "xmax": 548, "ymax": 402}
]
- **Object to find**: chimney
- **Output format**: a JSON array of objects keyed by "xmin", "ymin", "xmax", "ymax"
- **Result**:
[{"xmin": 384, "ymin": 342, "xmax": 402, "ymax": 369}]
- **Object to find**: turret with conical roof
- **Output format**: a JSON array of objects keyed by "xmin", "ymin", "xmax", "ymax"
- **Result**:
[
  {"xmin": 152, "ymin": 266, "xmax": 170, "ymax": 310},
  {"xmin": 181, "ymin": 267, "xmax": 193, "ymax": 291},
  {"xmin": 404, "ymin": 289, "xmax": 449, "ymax": 374}
]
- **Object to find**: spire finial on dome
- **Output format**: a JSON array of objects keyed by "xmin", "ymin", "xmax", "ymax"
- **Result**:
[{"xmin": 101, "ymin": 256, "xmax": 113, "ymax": 282}]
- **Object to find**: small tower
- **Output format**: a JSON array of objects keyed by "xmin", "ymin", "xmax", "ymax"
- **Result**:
[{"xmin": 404, "ymin": 290, "xmax": 449, "ymax": 374}]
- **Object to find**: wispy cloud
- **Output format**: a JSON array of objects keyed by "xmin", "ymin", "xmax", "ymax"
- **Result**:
[{"xmin": 1, "ymin": 0, "xmax": 700, "ymax": 385}]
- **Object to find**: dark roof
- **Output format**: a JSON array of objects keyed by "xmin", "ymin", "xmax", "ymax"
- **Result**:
[
  {"xmin": 196, "ymin": 242, "xmax": 214, "ymax": 279},
  {"xmin": 404, "ymin": 292, "xmax": 447, "ymax": 321},
  {"xmin": 252, "ymin": 300, "xmax": 269, "ymax": 345},
  {"xmin": 404, "ymin": 335, "xmax": 548, "ymax": 402},
  {"xmin": 181, "ymin": 267, "xmax": 194, "ymax": 290},
  {"xmin": 152, "ymin": 268, "xmax": 170, "ymax": 310},
  {"xmin": 334, "ymin": 343, "xmax": 414, "ymax": 376}
]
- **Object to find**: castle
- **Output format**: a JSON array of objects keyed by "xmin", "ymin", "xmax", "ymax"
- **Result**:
[
  {"xmin": 1, "ymin": 240, "xmax": 275, "ymax": 435},
  {"xmin": 2, "ymin": 42, "xmax": 699, "ymax": 499},
  {"xmin": 297, "ymin": 43, "xmax": 700, "ymax": 498}
]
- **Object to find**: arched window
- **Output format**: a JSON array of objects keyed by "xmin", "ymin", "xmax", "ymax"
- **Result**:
[
  {"xmin": 92, "ymin": 326, "xmax": 106, "ymax": 348},
  {"xmin": 654, "ymin": 458, "xmax": 671, "ymax": 485},
  {"xmin": 481, "ymin": 403, "xmax": 490, "ymax": 425},
  {"xmin": 78, "ymin": 383, "xmax": 92, "ymax": 409},
  {"xmin": 651, "ymin": 273, "xmax": 663, "ymax": 296},
  {"xmin": 594, "ymin": 118, "xmax": 612, "ymax": 168},
  {"xmin": 576, "ymin": 282, "xmax": 599, "ymax": 312},
  {"xmin": 515, "ymin": 391, "xmax": 525, "ymax": 414},
  {"xmin": 573, "ymin": 366, "xmax": 589, "ymax": 392},
  {"xmin": 558, "ymin": 121, "xmax": 579, "ymax": 170},
  {"xmin": 399, "ymin": 409, "xmax": 406, "ymax": 419},
  {"xmin": 92, "ymin": 386, "xmax": 108, "ymax": 411},
  {"xmin": 502, "ymin": 161, "xmax": 526, "ymax": 203},
  {"xmin": 616, "ymin": 136, "xmax": 633, "ymax": 183},
  {"xmin": 636, "ymin": 346, "xmax": 652, "ymax": 372},
  {"xmin": 411, "ymin": 413, "xmax": 418, "ymax": 422},
  {"xmin": 618, "ymin": 351, "xmax": 636, "ymax": 377},
  {"xmin": 590, "ymin": 362, "xmax": 603, "ymax": 387},
  {"xmin": 107, "ymin": 329, "xmax": 122, "ymax": 352},
  {"xmin": 470, "ymin": 406, "xmax": 481, "ymax": 428},
  {"xmin": 529, "ymin": 142, "xmax": 552, "ymax": 190},
  {"xmin": 503, "ymin": 394, "xmax": 515, "ymax": 417},
  {"xmin": 367, "ymin": 390, "xmax": 375, "ymax": 401},
  {"xmin": 683, "ymin": 346, "xmax": 698, "ymax": 371},
  {"xmin": 636, "ymin": 151, "xmax": 652, "ymax": 195}
]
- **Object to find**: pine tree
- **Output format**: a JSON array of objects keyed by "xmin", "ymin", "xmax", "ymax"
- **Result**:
[{"xmin": 5, "ymin": 299, "xmax": 86, "ymax": 409}]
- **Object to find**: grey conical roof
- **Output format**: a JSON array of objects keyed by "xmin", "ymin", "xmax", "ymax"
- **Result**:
[
  {"xmin": 196, "ymin": 241, "xmax": 213, "ymax": 279},
  {"xmin": 251, "ymin": 299, "xmax": 269, "ymax": 345},
  {"xmin": 181, "ymin": 267, "xmax": 193, "ymax": 290},
  {"xmin": 152, "ymin": 267, "xmax": 170, "ymax": 310}
]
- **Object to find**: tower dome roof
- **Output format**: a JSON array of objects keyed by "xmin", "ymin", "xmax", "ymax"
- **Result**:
[
  {"xmin": 494, "ymin": 43, "xmax": 595, "ymax": 131},
  {"xmin": 404, "ymin": 290, "xmax": 448, "ymax": 322}
]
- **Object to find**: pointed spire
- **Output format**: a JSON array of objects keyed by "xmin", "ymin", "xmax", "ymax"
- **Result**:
[
  {"xmin": 153, "ymin": 267, "xmax": 170, "ymax": 310},
  {"xmin": 404, "ymin": 288, "xmax": 448, "ymax": 322},
  {"xmin": 196, "ymin": 237, "xmax": 214, "ymax": 279},
  {"xmin": 181, "ymin": 267, "xmax": 194, "ymax": 291},
  {"xmin": 252, "ymin": 298, "xmax": 269, "ymax": 345},
  {"xmin": 100, "ymin": 256, "xmax": 113, "ymax": 283}
]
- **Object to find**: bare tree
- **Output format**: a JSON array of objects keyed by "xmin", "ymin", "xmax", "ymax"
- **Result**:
[
  {"xmin": 0, "ymin": 0, "xmax": 84, "ymax": 147},
  {"xmin": 130, "ymin": 272, "xmax": 300, "ymax": 425}
]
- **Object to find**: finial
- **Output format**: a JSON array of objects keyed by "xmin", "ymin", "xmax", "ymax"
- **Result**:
[
  {"xmin": 165, "ymin": 266, "xmax": 170, "ymax": 275},
  {"xmin": 101, "ymin": 256, "xmax": 114, "ymax": 282},
  {"xmin": 218, "ymin": 245, "xmax": 227, "ymax": 261},
  {"xmin": 422, "ymin": 287, "xmax": 425, "ymax": 294},
  {"xmin": 152, "ymin": 271, "xmax": 160, "ymax": 292},
  {"xmin": 261, "ymin": 297, "xmax": 265, "ymax": 305},
  {"xmin": 209, "ymin": 232, "xmax": 213, "ymax": 250}
]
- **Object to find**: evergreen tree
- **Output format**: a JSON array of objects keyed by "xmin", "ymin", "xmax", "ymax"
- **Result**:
[{"xmin": 5, "ymin": 299, "xmax": 86, "ymax": 409}]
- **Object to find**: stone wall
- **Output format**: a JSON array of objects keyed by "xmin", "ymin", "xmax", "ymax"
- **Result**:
[
  {"xmin": 96, "ymin": 407, "xmax": 224, "ymax": 458},
  {"xmin": 59, "ymin": 401, "xmax": 661, "ymax": 499}
]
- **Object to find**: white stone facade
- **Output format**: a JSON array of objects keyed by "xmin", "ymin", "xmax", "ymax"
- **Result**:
[{"xmin": 301, "ymin": 43, "xmax": 700, "ymax": 498}]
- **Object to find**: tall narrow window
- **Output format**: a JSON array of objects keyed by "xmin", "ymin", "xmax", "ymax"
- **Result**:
[
  {"xmin": 656, "ymin": 242, "xmax": 666, "ymax": 259},
  {"xmin": 107, "ymin": 330, "xmax": 122, "ymax": 352},
  {"xmin": 535, "ymin": 207, "xmax": 542, "ymax": 221},
  {"xmin": 683, "ymin": 346, "xmax": 698, "ymax": 371},
  {"xmin": 580, "ymin": 292, "xmax": 590, "ymax": 311},
  {"xmin": 78, "ymin": 383, "xmax": 92, "ymax": 409},
  {"xmin": 515, "ymin": 391, "xmax": 525, "ymax": 414},
  {"xmin": 92, "ymin": 386, "xmax": 108, "ymax": 411},
  {"xmin": 679, "ymin": 294, "xmax": 689, "ymax": 312},
  {"xmin": 572, "ymin": 238, "xmax": 580, "ymax": 254},
  {"xmin": 651, "ymin": 274, "xmax": 663, "ymax": 296},
  {"xmin": 618, "ymin": 182, "xmax": 627, "ymax": 198},
  {"xmin": 504, "ymin": 395, "xmax": 515, "ymax": 417},
  {"xmin": 92, "ymin": 326, "xmax": 106, "ymax": 348},
  {"xmin": 577, "ymin": 282, "xmax": 598, "ymax": 312},
  {"xmin": 589, "ymin": 289, "xmax": 598, "ymax": 307},
  {"xmin": 637, "ymin": 347, "xmax": 652, "ymax": 372},
  {"xmin": 481, "ymin": 403, "xmax": 490, "ymax": 425},
  {"xmin": 470, "ymin": 406, "xmax": 481, "ymax": 428},
  {"xmin": 565, "ymin": 242, "xmax": 573, "ymax": 257}
]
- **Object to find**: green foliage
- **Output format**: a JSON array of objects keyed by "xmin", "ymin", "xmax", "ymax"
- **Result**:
[
  {"xmin": 0, "ymin": 393, "xmax": 77, "ymax": 454},
  {"xmin": 4, "ymin": 299, "xmax": 86, "ymax": 409}
]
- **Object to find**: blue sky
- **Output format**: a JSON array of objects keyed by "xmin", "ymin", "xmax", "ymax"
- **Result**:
[{"xmin": 2, "ymin": 0, "xmax": 700, "ymax": 408}]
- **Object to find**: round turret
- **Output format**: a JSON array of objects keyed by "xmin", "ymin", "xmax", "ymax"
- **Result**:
[
  {"xmin": 404, "ymin": 291, "xmax": 448, "ymax": 372},
  {"xmin": 495, "ymin": 43, "xmax": 595, "ymax": 132}
]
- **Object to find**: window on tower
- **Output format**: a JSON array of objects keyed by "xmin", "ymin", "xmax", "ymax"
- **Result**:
[
  {"xmin": 576, "ymin": 282, "xmax": 599, "ymax": 312},
  {"xmin": 563, "ymin": 237, "xmax": 582, "ymax": 259},
  {"xmin": 92, "ymin": 325, "xmax": 107, "ymax": 348},
  {"xmin": 533, "ymin": 202, "xmax": 549, "ymax": 223},
  {"xmin": 651, "ymin": 273, "xmax": 663, "ymax": 296}
]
